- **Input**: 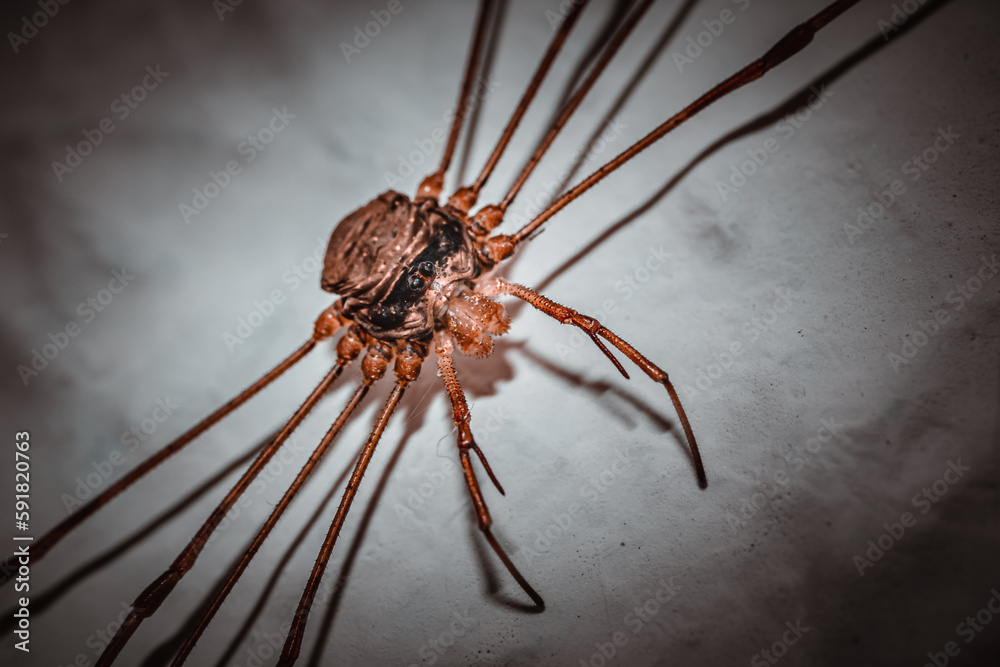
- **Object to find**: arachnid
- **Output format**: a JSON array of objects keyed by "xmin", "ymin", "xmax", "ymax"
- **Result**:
[{"xmin": 4, "ymin": 0, "xmax": 993, "ymax": 665}]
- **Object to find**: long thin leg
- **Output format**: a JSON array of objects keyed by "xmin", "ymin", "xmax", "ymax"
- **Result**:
[
  {"xmin": 448, "ymin": 0, "xmax": 590, "ymax": 213},
  {"xmin": 0, "ymin": 305, "xmax": 346, "ymax": 584},
  {"xmin": 470, "ymin": 0, "xmax": 655, "ymax": 236},
  {"xmin": 96, "ymin": 352, "xmax": 353, "ymax": 666},
  {"xmin": 277, "ymin": 341, "xmax": 425, "ymax": 666},
  {"xmin": 0, "ymin": 338, "xmax": 318, "ymax": 585},
  {"xmin": 485, "ymin": 278, "xmax": 707, "ymax": 489},
  {"xmin": 455, "ymin": 0, "xmax": 507, "ymax": 195},
  {"xmin": 478, "ymin": 0, "xmax": 864, "ymax": 262},
  {"xmin": 417, "ymin": 0, "xmax": 495, "ymax": 200},
  {"xmin": 435, "ymin": 335, "xmax": 544, "ymax": 607},
  {"xmin": 172, "ymin": 333, "xmax": 373, "ymax": 665}
]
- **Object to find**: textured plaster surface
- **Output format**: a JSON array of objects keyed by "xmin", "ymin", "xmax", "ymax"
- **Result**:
[{"xmin": 1, "ymin": 0, "xmax": 998, "ymax": 666}]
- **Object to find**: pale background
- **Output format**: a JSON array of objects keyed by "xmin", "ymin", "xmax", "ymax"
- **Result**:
[{"xmin": 0, "ymin": 0, "xmax": 998, "ymax": 665}]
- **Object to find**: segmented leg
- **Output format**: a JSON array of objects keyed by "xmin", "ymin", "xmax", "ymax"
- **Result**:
[
  {"xmin": 417, "ymin": 0, "xmax": 495, "ymax": 200},
  {"xmin": 435, "ymin": 335, "xmax": 544, "ymax": 608},
  {"xmin": 455, "ymin": 0, "xmax": 507, "ymax": 194},
  {"xmin": 484, "ymin": 277, "xmax": 707, "ymax": 489},
  {"xmin": 171, "ymin": 328, "xmax": 372, "ymax": 665},
  {"xmin": 96, "ymin": 339, "xmax": 353, "ymax": 666},
  {"xmin": 478, "ymin": 0, "xmax": 865, "ymax": 263},
  {"xmin": 277, "ymin": 340, "xmax": 425, "ymax": 666},
  {"xmin": 0, "ymin": 304, "xmax": 346, "ymax": 586},
  {"xmin": 448, "ymin": 0, "xmax": 590, "ymax": 213},
  {"xmin": 0, "ymin": 338, "xmax": 318, "ymax": 583},
  {"xmin": 470, "ymin": 0, "xmax": 655, "ymax": 237}
]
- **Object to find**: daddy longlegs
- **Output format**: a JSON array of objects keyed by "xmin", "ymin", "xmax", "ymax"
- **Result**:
[{"xmin": 4, "ymin": 0, "xmax": 950, "ymax": 664}]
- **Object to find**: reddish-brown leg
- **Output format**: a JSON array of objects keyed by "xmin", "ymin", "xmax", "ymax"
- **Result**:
[
  {"xmin": 95, "ymin": 315, "xmax": 354, "ymax": 666},
  {"xmin": 435, "ymin": 335, "xmax": 544, "ymax": 608},
  {"xmin": 477, "ymin": 0, "xmax": 865, "ymax": 264},
  {"xmin": 469, "ymin": 0, "xmax": 655, "ymax": 237},
  {"xmin": 171, "ymin": 328, "xmax": 374, "ymax": 665},
  {"xmin": 417, "ymin": 0, "xmax": 495, "ymax": 200},
  {"xmin": 277, "ymin": 341, "xmax": 425, "ymax": 667},
  {"xmin": 0, "ymin": 304, "xmax": 345, "ymax": 585},
  {"xmin": 448, "ymin": 0, "xmax": 590, "ymax": 214},
  {"xmin": 485, "ymin": 278, "xmax": 707, "ymax": 489}
]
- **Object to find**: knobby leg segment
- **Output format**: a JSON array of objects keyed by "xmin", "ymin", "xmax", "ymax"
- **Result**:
[
  {"xmin": 96, "ymin": 353, "xmax": 352, "ymax": 666},
  {"xmin": 0, "ymin": 338, "xmax": 318, "ymax": 584},
  {"xmin": 276, "ymin": 384, "xmax": 403, "ymax": 666},
  {"xmin": 3, "ymin": 304, "xmax": 347, "ymax": 584},
  {"xmin": 172, "ymin": 330, "xmax": 374, "ymax": 665},
  {"xmin": 485, "ymin": 278, "xmax": 707, "ymax": 489},
  {"xmin": 436, "ymin": 338, "xmax": 504, "ymax": 512},
  {"xmin": 470, "ymin": 0, "xmax": 655, "ymax": 237},
  {"xmin": 435, "ymin": 336, "xmax": 544, "ymax": 608},
  {"xmin": 417, "ymin": 0, "xmax": 495, "ymax": 200},
  {"xmin": 448, "ymin": 0, "xmax": 591, "ymax": 213},
  {"xmin": 277, "ymin": 341, "xmax": 425, "ymax": 666},
  {"xmin": 479, "ymin": 0, "xmax": 864, "ymax": 263}
]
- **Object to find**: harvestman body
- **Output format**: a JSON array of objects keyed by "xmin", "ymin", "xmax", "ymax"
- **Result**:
[{"xmin": 2, "ymin": 0, "xmax": 868, "ymax": 664}]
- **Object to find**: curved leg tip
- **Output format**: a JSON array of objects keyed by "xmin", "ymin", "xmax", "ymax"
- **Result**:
[{"xmin": 483, "ymin": 528, "xmax": 545, "ymax": 611}]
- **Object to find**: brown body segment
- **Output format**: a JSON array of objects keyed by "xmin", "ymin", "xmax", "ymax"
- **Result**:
[{"xmin": 321, "ymin": 190, "xmax": 481, "ymax": 340}]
